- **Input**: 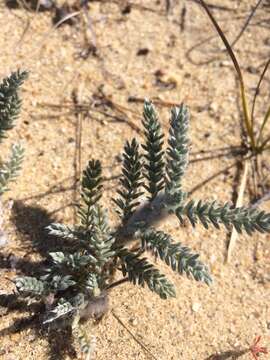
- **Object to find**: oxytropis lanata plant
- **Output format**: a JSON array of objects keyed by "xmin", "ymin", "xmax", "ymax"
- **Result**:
[
  {"xmin": 15, "ymin": 101, "xmax": 270, "ymax": 359},
  {"xmin": 0, "ymin": 70, "xmax": 27, "ymax": 196}
]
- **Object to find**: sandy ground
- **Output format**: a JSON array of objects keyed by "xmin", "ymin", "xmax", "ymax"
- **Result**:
[{"xmin": 0, "ymin": 0, "xmax": 269, "ymax": 359}]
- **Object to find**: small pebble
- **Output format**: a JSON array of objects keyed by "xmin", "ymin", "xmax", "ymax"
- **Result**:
[
  {"xmin": 209, "ymin": 102, "xmax": 218, "ymax": 114},
  {"xmin": 210, "ymin": 254, "xmax": 216, "ymax": 264},
  {"xmin": 219, "ymin": 60, "xmax": 231, "ymax": 67},
  {"xmin": 129, "ymin": 318, "xmax": 138, "ymax": 326},
  {"xmin": 137, "ymin": 48, "xmax": 149, "ymax": 56},
  {"xmin": 192, "ymin": 302, "xmax": 201, "ymax": 312}
]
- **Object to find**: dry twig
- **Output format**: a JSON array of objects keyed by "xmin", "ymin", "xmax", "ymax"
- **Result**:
[{"xmin": 226, "ymin": 161, "xmax": 249, "ymax": 262}]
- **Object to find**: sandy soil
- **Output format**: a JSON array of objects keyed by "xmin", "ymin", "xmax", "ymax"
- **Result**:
[{"xmin": 0, "ymin": 0, "xmax": 269, "ymax": 359}]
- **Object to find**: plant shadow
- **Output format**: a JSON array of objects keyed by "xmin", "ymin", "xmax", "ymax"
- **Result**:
[
  {"xmin": 0, "ymin": 200, "xmax": 77, "ymax": 359},
  {"xmin": 205, "ymin": 348, "xmax": 247, "ymax": 359},
  {"xmin": 11, "ymin": 200, "xmax": 70, "ymax": 256}
]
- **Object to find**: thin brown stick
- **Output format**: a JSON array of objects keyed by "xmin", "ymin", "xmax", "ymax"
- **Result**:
[
  {"xmin": 17, "ymin": 0, "xmax": 32, "ymax": 11},
  {"xmin": 251, "ymin": 58, "xmax": 270, "ymax": 131},
  {"xmin": 191, "ymin": 0, "xmax": 234, "ymax": 12},
  {"xmin": 128, "ymin": 96, "xmax": 186, "ymax": 108},
  {"xmin": 180, "ymin": 4, "xmax": 187, "ymax": 32},
  {"xmin": 37, "ymin": 100, "xmax": 142, "ymax": 133},
  {"xmin": 165, "ymin": 0, "xmax": 171, "ymax": 14},
  {"xmin": 72, "ymin": 86, "xmax": 84, "ymax": 224},
  {"xmin": 189, "ymin": 160, "xmax": 241, "ymax": 195},
  {"xmin": 230, "ymin": 0, "xmax": 263, "ymax": 49},
  {"xmin": 8, "ymin": 0, "xmax": 31, "ymax": 49},
  {"xmin": 251, "ymin": 190, "xmax": 270, "ymax": 208},
  {"xmin": 112, "ymin": 311, "xmax": 158, "ymax": 360},
  {"xmin": 17, "ymin": 17, "xmax": 31, "ymax": 47},
  {"xmin": 34, "ymin": 11, "xmax": 81, "ymax": 58},
  {"xmin": 259, "ymin": 134, "xmax": 270, "ymax": 151}
]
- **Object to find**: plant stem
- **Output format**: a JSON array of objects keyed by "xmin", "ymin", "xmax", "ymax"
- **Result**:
[
  {"xmin": 198, "ymin": 0, "xmax": 256, "ymax": 152},
  {"xmin": 106, "ymin": 277, "xmax": 129, "ymax": 290}
]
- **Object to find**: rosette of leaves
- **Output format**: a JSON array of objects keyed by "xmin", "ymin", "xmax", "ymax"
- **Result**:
[
  {"xmin": 0, "ymin": 70, "xmax": 27, "ymax": 195},
  {"xmin": 15, "ymin": 100, "xmax": 270, "ymax": 359}
]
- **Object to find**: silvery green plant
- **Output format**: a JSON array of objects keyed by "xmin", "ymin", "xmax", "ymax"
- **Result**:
[
  {"xmin": 15, "ymin": 101, "xmax": 270, "ymax": 359},
  {"xmin": 0, "ymin": 70, "xmax": 27, "ymax": 195}
]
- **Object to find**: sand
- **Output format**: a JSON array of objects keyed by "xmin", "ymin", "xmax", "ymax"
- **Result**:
[{"xmin": 0, "ymin": 1, "xmax": 269, "ymax": 359}]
